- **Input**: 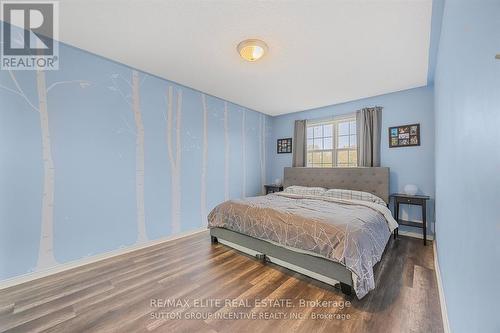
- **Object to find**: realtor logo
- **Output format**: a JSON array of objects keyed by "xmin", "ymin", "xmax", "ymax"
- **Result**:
[{"xmin": 1, "ymin": 1, "xmax": 59, "ymax": 70}]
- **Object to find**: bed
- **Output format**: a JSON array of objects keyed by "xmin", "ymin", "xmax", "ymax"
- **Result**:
[{"xmin": 207, "ymin": 167, "xmax": 397, "ymax": 299}]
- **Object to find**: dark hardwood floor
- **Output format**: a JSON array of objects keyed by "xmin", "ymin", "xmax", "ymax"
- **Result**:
[{"xmin": 0, "ymin": 231, "xmax": 443, "ymax": 333}]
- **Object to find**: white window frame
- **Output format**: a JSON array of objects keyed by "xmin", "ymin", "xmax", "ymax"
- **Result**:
[{"xmin": 306, "ymin": 114, "xmax": 357, "ymax": 168}]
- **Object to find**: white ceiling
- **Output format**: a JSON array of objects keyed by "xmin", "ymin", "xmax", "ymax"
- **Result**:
[{"xmin": 58, "ymin": 0, "xmax": 433, "ymax": 116}]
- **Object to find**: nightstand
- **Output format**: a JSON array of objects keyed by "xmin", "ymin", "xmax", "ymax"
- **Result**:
[
  {"xmin": 390, "ymin": 193, "xmax": 430, "ymax": 245},
  {"xmin": 264, "ymin": 184, "xmax": 283, "ymax": 195}
]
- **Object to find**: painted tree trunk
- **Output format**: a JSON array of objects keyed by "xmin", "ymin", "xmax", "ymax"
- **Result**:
[
  {"xmin": 36, "ymin": 69, "xmax": 57, "ymax": 269},
  {"xmin": 167, "ymin": 86, "xmax": 182, "ymax": 234},
  {"xmin": 260, "ymin": 114, "xmax": 266, "ymax": 194},
  {"xmin": 241, "ymin": 109, "xmax": 246, "ymax": 198},
  {"xmin": 224, "ymin": 102, "xmax": 229, "ymax": 201},
  {"xmin": 131, "ymin": 70, "xmax": 147, "ymax": 243},
  {"xmin": 200, "ymin": 94, "xmax": 208, "ymax": 226}
]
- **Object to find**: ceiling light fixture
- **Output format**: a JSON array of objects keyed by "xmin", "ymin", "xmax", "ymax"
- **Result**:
[{"xmin": 237, "ymin": 39, "xmax": 268, "ymax": 62}]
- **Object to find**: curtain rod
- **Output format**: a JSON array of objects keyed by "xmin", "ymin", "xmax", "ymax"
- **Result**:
[
  {"xmin": 305, "ymin": 106, "xmax": 382, "ymax": 125},
  {"xmin": 306, "ymin": 112, "xmax": 356, "ymax": 125}
]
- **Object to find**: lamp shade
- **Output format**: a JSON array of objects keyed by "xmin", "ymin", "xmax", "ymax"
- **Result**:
[{"xmin": 403, "ymin": 184, "xmax": 418, "ymax": 196}]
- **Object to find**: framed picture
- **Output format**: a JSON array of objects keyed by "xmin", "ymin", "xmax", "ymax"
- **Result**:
[
  {"xmin": 277, "ymin": 138, "xmax": 292, "ymax": 154},
  {"xmin": 388, "ymin": 124, "xmax": 420, "ymax": 148}
]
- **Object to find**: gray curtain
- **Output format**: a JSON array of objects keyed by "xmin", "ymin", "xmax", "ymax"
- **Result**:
[
  {"xmin": 356, "ymin": 107, "xmax": 382, "ymax": 167},
  {"xmin": 292, "ymin": 120, "xmax": 307, "ymax": 167}
]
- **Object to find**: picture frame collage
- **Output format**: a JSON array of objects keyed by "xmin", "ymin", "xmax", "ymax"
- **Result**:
[
  {"xmin": 389, "ymin": 124, "xmax": 420, "ymax": 148},
  {"xmin": 277, "ymin": 138, "xmax": 292, "ymax": 154}
]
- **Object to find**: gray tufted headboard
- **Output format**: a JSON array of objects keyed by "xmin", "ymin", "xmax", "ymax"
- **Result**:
[{"xmin": 283, "ymin": 167, "xmax": 390, "ymax": 203}]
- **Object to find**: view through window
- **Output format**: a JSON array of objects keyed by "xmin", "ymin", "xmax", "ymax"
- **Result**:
[{"xmin": 306, "ymin": 116, "xmax": 357, "ymax": 167}]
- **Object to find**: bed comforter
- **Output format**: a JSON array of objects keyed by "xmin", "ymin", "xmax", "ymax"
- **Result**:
[{"xmin": 207, "ymin": 192, "xmax": 398, "ymax": 298}]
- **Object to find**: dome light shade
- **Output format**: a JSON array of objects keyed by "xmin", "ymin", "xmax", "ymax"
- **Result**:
[{"xmin": 237, "ymin": 39, "xmax": 268, "ymax": 62}]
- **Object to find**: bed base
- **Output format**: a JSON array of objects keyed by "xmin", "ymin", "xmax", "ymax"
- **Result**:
[{"xmin": 209, "ymin": 228, "xmax": 353, "ymax": 296}]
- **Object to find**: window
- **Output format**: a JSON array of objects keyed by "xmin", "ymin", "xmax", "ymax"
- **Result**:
[{"xmin": 306, "ymin": 116, "xmax": 357, "ymax": 167}]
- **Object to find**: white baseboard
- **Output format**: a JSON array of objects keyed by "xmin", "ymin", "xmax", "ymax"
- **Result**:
[
  {"xmin": 397, "ymin": 229, "xmax": 434, "ymax": 240},
  {"xmin": 433, "ymin": 240, "xmax": 451, "ymax": 333},
  {"xmin": 0, "ymin": 228, "xmax": 207, "ymax": 291}
]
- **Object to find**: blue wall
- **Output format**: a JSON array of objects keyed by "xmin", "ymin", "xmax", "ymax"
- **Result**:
[
  {"xmin": 434, "ymin": 1, "xmax": 500, "ymax": 332},
  {"xmin": 268, "ymin": 86, "xmax": 435, "ymax": 233},
  {"xmin": 427, "ymin": 0, "xmax": 445, "ymax": 84},
  {"xmin": 0, "ymin": 42, "xmax": 269, "ymax": 281}
]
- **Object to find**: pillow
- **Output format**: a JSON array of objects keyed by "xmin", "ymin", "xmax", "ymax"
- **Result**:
[
  {"xmin": 283, "ymin": 186, "xmax": 327, "ymax": 196},
  {"xmin": 322, "ymin": 189, "xmax": 386, "ymax": 206}
]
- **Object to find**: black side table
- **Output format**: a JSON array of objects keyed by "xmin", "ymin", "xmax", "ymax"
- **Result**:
[
  {"xmin": 390, "ymin": 193, "xmax": 430, "ymax": 245},
  {"xmin": 264, "ymin": 184, "xmax": 283, "ymax": 194}
]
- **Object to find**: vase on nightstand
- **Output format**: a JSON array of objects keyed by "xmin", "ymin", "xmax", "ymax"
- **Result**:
[{"xmin": 403, "ymin": 184, "xmax": 418, "ymax": 196}]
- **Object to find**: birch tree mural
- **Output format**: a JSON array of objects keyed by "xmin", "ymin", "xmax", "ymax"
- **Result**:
[
  {"xmin": 109, "ymin": 70, "xmax": 147, "ymax": 243},
  {"xmin": 0, "ymin": 70, "xmax": 89, "ymax": 270},
  {"xmin": 200, "ymin": 93, "xmax": 208, "ymax": 226},
  {"xmin": 241, "ymin": 109, "xmax": 246, "ymax": 198},
  {"xmin": 166, "ymin": 86, "xmax": 183, "ymax": 233},
  {"xmin": 131, "ymin": 71, "xmax": 147, "ymax": 243},
  {"xmin": 260, "ymin": 114, "xmax": 266, "ymax": 194},
  {"xmin": 35, "ymin": 70, "xmax": 56, "ymax": 269},
  {"xmin": 224, "ymin": 101, "xmax": 230, "ymax": 201}
]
